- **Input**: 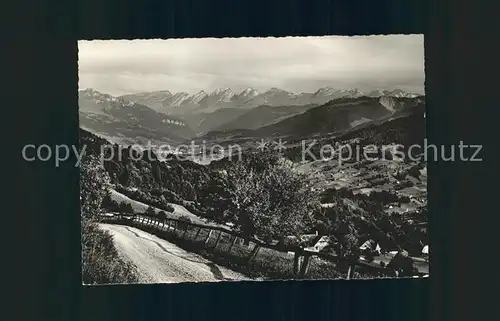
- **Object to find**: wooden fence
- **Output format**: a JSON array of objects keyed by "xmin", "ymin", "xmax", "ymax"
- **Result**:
[{"xmin": 98, "ymin": 213, "xmax": 427, "ymax": 279}]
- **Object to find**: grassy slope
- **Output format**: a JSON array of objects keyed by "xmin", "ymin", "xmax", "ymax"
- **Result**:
[{"xmin": 108, "ymin": 189, "xmax": 229, "ymax": 230}]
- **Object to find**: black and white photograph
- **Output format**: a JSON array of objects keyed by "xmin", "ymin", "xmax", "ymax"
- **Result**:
[{"xmin": 78, "ymin": 35, "xmax": 428, "ymax": 285}]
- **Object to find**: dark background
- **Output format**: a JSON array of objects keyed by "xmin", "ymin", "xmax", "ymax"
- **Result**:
[{"xmin": 5, "ymin": 0, "xmax": 498, "ymax": 320}]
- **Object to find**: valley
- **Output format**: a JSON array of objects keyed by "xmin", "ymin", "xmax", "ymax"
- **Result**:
[{"xmin": 80, "ymin": 87, "xmax": 428, "ymax": 281}]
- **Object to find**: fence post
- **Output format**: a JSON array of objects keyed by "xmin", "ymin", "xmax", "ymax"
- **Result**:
[
  {"xmin": 243, "ymin": 238, "xmax": 251, "ymax": 248},
  {"xmin": 227, "ymin": 235, "xmax": 238, "ymax": 252},
  {"xmin": 299, "ymin": 253, "xmax": 311, "ymax": 277},
  {"xmin": 293, "ymin": 251, "xmax": 302, "ymax": 276},
  {"xmin": 346, "ymin": 264, "xmax": 356, "ymax": 280},
  {"xmin": 194, "ymin": 227, "xmax": 202, "ymax": 241},
  {"xmin": 204, "ymin": 229, "xmax": 213, "ymax": 246},
  {"xmin": 248, "ymin": 245, "xmax": 261, "ymax": 263},
  {"xmin": 213, "ymin": 230, "xmax": 223, "ymax": 249},
  {"xmin": 182, "ymin": 224, "xmax": 189, "ymax": 239}
]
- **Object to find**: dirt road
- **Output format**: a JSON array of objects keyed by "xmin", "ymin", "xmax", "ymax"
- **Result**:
[{"xmin": 99, "ymin": 223, "xmax": 252, "ymax": 284}]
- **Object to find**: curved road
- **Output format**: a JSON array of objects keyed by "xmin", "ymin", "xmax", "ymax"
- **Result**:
[{"xmin": 99, "ymin": 223, "xmax": 252, "ymax": 284}]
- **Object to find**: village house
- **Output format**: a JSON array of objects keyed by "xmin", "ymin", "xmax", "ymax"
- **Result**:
[
  {"xmin": 359, "ymin": 239, "xmax": 382, "ymax": 256},
  {"xmin": 304, "ymin": 235, "xmax": 336, "ymax": 253}
]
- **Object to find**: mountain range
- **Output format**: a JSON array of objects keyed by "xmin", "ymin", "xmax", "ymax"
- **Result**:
[
  {"xmin": 79, "ymin": 87, "xmax": 424, "ymax": 145},
  {"xmin": 119, "ymin": 87, "xmax": 420, "ymax": 114}
]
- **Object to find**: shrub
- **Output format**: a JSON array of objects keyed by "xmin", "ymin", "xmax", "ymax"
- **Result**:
[
  {"xmin": 178, "ymin": 215, "xmax": 192, "ymax": 223},
  {"xmin": 80, "ymin": 154, "xmax": 138, "ymax": 284},
  {"xmin": 160, "ymin": 202, "xmax": 175, "ymax": 213},
  {"xmin": 81, "ymin": 220, "xmax": 138, "ymax": 284},
  {"xmin": 144, "ymin": 205, "xmax": 156, "ymax": 217},
  {"xmin": 177, "ymin": 215, "xmax": 193, "ymax": 230},
  {"xmin": 118, "ymin": 202, "xmax": 134, "ymax": 214},
  {"xmin": 158, "ymin": 210, "xmax": 168, "ymax": 220},
  {"xmin": 80, "ymin": 155, "xmax": 110, "ymax": 219},
  {"xmin": 101, "ymin": 192, "xmax": 120, "ymax": 212}
]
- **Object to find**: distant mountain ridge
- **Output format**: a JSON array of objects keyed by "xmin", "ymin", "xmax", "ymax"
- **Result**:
[
  {"xmin": 79, "ymin": 88, "xmax": 196, "ymax": 144},
  {"xmin": 118, "ymin": 87, "xmax": 421, "ymax": 113},
  {"xmin": 201, "ymin": 95, "xmax": 425, "ymax": 141}
]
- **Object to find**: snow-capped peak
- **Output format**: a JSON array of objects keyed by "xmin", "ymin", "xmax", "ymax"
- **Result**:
[
  {"xmin": 314, "ymin": 87, "xmax": 337, "ymax": 96},
  {"xmin": 365, "ymin": 88, "xmax": 420, "ymax": 98},
  {"xmin": 239, "ymin": 87, "xmax": 260, "ymax": 97},
  {"xmin": 170, "ymin": 92, "xmax": 191, "ymax": 106},
  {"xmin": 79, "ymin": 88, "xmax": 121, "ymax": 103},
  {"xmin": 80, "ymin": 88, "xmax": 104, "ymax": 98},
  {"xmin": 190, "ymin": 90, "xmax": 208, "ymax": 104},
  {"xmin": 211, "ymin": 87, "xmax": 232, "ymax": 96},
  {"xmin": 210, "ymin": 88, "xmax": 235, "ymax": 102},
  {"xmin": 80, "ymin": 88, "xmax": 97, "ymax": 93},
  {"xmin": 265, "ymin": 87, "xmax": 295, "ymax": 96},
  {"xmin": 386, "ymin": 89, "xmax": 419, "ymax": 98}
]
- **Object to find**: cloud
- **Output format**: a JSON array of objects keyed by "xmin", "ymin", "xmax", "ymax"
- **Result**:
[{"xmin": 78, "ymin": 35, "xmax": 424, "ymax": 96}]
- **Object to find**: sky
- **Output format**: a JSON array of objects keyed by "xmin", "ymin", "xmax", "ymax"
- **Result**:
[{"xmin": 78, "ymin": 35, "xmax": 425, "ymax": 96}]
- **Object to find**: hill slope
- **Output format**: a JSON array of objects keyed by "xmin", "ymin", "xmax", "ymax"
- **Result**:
[
  {"xmin": 214, "ymin": 104, "xmax": 318, "ymax": 131},
  {"xmin": 201, "ymin": 96, "xmax": 424, "ymax": 141}
]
